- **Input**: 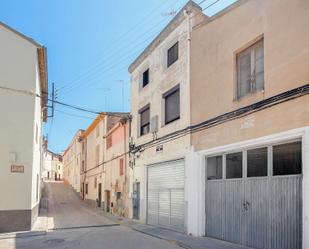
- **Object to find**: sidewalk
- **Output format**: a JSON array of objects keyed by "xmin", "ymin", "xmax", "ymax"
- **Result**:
[{"xmin": 101, "ymin": 212, "xmax": 252, "ymax": 249}]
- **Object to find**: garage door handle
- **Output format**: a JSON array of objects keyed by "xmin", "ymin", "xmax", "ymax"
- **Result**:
[{"xmin": 242, "ymin": 201, "xmax": 250, "ymax": 211}]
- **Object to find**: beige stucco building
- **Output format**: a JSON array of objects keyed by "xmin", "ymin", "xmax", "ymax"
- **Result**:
[
  {"xmin": 0, "ymin": 22, "xmax": 48, "ymax": 232},
  {"xmin": 189, "ymin": 0, "xmax": 309, "ymax": 248},
  {"xmin": 63, "ymin": 130, "xmax": 83, "ymax": 193},
  {"xmin": 128, "ymin": 1, "xmax": 205, "ymax": 234},
  {"xmin": 80, "ymin": 113, "xmax": 124, "ymax": 207}
]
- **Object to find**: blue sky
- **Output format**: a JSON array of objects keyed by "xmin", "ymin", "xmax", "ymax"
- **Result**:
[{"xmin": 0, "ymin": 0, "xmax": 236, "ymax": 153}]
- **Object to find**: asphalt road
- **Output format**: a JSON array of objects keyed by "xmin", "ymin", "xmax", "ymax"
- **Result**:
[
  {"xmin": 0, "ymin": 181, "xmax": 182, "ymax": 249},
  {"xmin": 45, "ymin": 181, "xmax": 114, "ymax": 229}
]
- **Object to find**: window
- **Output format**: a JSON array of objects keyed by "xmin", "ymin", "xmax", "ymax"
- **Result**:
[
  {"xmin": 85, "ymin": 184, "xmax": 88, "ymax": 194},
  {"xmin": 226, "ymin": 152, "xmax": 242, "ymax": 179},
  {"xmin": 237, "ymin": 39, "xmax": 264, "ymax": 99},
  {"xmin": 207, "ymin": 156, "xmax": 222, "ymax": 180},
  {"xmin": 273, "ymin": 141, "xmax": 302, "ymax": 175},
  {"xmin": 107, "ymin": 135, "xmax": 112, "ymax": 149},
  {"xmin": 167, "ymin": 42, "xmax": 179, "ymax": 67},
  {"xmin": 94, "ymin": 177, "xmax": 97, "ymax": 188},
  {"xmin": 95, "ymin": 145, "xmax": 100, "ymax": 166},
  {"xmin": 139, "ymin": 105, "xmax": 150, "ymax": 136},
  {"xmin": 164, "ymin": 85, "xmax": 180, "ymax": 124},
  {"xmin": 116, "ymin": 192, "xmax": 121, "ymax": 200},
  {"xmin": 142, "ymin": 69, "xmax": 149, "ymax": 87},
  {"xmin": 247, "ymin": 147, "xmax": 267, "ymax": 177},
  {"xmin": 96, "ymin": 126, "xmax": 100, "ymax": 138},
  {"xmin": 119, "ymin": 158, "xmax": 124, "ymax": 176}
]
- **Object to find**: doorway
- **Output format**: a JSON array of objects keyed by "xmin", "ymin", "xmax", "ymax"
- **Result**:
[
  {"xmin": 98, "ymin": 183, "xmax": 102, "ymax": 207},
  {"xmin": 105, "ymin": 190, "xmax": 111, "ymax": 212},
  {"xmin": 133, "ymin": 182, "xmax": 140, "ymax": 219}
]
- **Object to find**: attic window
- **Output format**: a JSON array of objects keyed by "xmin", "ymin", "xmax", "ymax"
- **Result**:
[
  {"xmin": 167, "ymin": 42, "xmax": 179, "ymax": 67},
  {"xmin": 142, "ymin": 69, "xmax": 149, "ymax": 87}
]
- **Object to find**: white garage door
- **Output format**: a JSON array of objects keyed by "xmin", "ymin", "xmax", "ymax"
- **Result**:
[{"xmin": 147, "ymin": 159, "xmax": 185, "ymax": 232}]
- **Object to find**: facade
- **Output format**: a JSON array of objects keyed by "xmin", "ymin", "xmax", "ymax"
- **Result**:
[
  {"xmin": 128, "ymin": 1, "xmax": 205, "ymax": 233},
  {"xmin": 0, "ymin": 22, "xmax": 48, "ymax": 232},
  {"xmin": 42, "ymin": 150, "xmax": 63, "ymax": 181},
  {"xmin": 189, "ymin": 0, "xmax": 309, "ymax": 248},
  {"xmin": 63, "ymin": 130, "xmax": 84, "ymax": 193},
  {"xmin": 104, "ymin": 117, "xmax": 129, "ymax": 216},
  {"xmin": 81, "ymin": 114, "xmax": 105, "ymax": 206},
  {"xmin": 81, "ymin": 113, "xmax": 123, "ymax": 207}
]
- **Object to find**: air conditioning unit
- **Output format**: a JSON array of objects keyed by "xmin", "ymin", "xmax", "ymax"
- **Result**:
[{"xmin": 150, "ymin": 115, "xmax": 159, "ymax": 133}]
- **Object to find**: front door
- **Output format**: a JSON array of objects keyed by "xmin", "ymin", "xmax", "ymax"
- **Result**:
[
  {"xmin": 106, "ymin": 190, "xmax": 110, "ymax": 212},
  {"xmin": 133, "ymin": 182, "xmax": 140, "ymax": 219},
  {"xmin": 98, "ymin": 183, "xmax": 102, "ymax": 207}
]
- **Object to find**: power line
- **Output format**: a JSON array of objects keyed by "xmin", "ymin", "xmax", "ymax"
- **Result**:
[
  {"xmin": 58, "ymin": 0, "xmax": 219, "ymax": 98},
  {"xmin": 0, "ymin": 85, "xmax": 127, "ymax": 118},
  {"xmin": 132, "ymin": 84, "xmax": 309, "ymax": 152},
  {"xmin": 58, "ymin": 0, "xmax": 185, "ymax": 93},
  {"xmin": 55, "ymin": 109, "xmax": 97, "ymax": 120}
]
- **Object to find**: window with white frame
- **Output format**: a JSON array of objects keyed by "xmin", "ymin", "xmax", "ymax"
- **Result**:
[
  {"xmin": 236, "ymin": 39, "xmax": 264, "ymax": 99},
  {"xmin": 206, "ymin": 141, "xmax": 302, "ymax": 180}
]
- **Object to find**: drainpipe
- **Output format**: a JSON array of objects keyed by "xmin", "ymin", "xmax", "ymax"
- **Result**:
[{"xmin": 184, "ymin": 9, "xmax": 192, "ymax": 148}]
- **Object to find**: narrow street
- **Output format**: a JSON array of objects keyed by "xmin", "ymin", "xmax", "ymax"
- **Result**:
[
  {"xmin": 0, "ymin": 182, "xmax": 182, "ymax": 249},
  {"xmin": 45, "ymin": 181, "xmax": 114, "ymax": 229}
]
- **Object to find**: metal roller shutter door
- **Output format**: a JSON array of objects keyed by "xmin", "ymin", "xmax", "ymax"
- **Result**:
[{"xmin": 147, "ymin": 159, "xmax": 185, "ymax": 232}]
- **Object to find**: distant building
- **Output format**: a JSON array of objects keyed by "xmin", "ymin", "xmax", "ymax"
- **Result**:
[
  {"xmin": 42, "ymin": 149, "xmax": 63, "ymax": 181},
  {"xmin": 0, "ymin": 22, "xmax": 48, "ymax": 232},
  {"xmin": 63, "ymin": 130, "xmax": 84, "ymax": 193},
  {"xmin": 80, "ymin": 113, "xmax": 125, "ymax": 207}
]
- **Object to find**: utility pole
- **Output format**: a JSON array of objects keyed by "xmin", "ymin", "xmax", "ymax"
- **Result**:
[{"xmin": 48, "ymin": 82, "xmax": 55, "ymax": 118}]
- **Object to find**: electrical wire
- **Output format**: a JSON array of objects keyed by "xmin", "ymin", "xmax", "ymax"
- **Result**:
[
  {"xmin": 58, "ymin": 0, "xmax": 220, "ymax": 98},
  {"xmin": 58, "ymin": 0, "xmax": 186, "ymax": 93}
]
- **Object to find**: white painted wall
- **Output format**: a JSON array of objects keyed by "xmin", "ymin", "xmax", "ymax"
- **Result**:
[{"xmin": 0, "ymin": 24, "xmax": 44, "ymax": 211}]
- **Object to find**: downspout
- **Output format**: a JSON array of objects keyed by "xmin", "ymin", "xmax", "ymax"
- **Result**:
[
  {"xmin": 123, "ymin": 121, "xmax": 127, "ymax": 215},
  {"xmin": 184, "ymin": 9, "xmax": 192, "ymax": 149}
]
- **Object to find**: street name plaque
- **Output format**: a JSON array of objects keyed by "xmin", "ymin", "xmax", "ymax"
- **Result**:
[{"xmin": 11, "ymin": 164, "xmax": 24, "ymax": 173}]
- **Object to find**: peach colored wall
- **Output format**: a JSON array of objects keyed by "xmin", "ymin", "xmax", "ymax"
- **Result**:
[
  {"xmin": 192, "ymin": 95, "xmax": 309, "ymax": 150},
  {"xmin": 107, "ymin": 123, "xmax": 129, "ymax": 148},
  {"xmin": 190, "ymin": 0, "xmax": 309, "ymax": 149}
]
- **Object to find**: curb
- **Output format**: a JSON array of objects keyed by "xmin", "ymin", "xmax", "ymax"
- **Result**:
[
  {"xmin": 51, "ymin": 223, "xmax": 120, "ymax": 231},
  {"xmin": 0, "ymin": 231, "xmax": 47, "ymax": 240},
  {"xmin": 131, "ymin": 228, "xmax": 193, "ymax": 249}
]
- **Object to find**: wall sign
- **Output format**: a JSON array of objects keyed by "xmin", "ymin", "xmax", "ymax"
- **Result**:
[{"xmin": 11, "ymin": 164, "xmax": 24, "ymax": 173}]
